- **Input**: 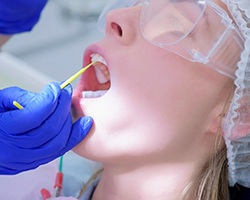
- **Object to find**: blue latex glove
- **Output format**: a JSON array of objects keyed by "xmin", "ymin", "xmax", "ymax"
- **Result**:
[
  {"xmin": 0, "ymin": 0, "xmax": 47, "ymax": 34},
  {"xmin": 0, "ymin": 82, "xmax": 93, "ymax": 174}
]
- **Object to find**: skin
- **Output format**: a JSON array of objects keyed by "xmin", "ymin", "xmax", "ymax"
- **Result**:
[
  {"xmin": 0, "ymin": 34, "xmax": 11, "ymax": 47},
  {"xmin": 72, "ymin": 0, "xmax": 234, "ymax": 199}
]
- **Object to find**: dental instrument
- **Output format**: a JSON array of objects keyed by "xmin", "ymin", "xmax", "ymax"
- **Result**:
[
  {"xmin": 40, "ymin": 188, "xmax": 51, "ymax": 200},
  {"xmin": 54, "ymin": 156, "xmax": 63, "ymax": 197},
  {"xmin": 13, "ymin": 100, "xmax": 24, "ymax": 110},
  {"xmin": 12, "ymin": 62, "xmax": 94, "ymax": 109},
  {"xmin": 40, "ymin": 156, "xmax": 63, "ymax": 199},
  {"xmin": 60, "ymin": 62, "xmax": 94, "ymax": 89}
]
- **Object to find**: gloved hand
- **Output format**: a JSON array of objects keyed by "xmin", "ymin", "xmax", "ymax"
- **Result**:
[
  {"xmin": 0, "ymin": 82, "xmax": 93, "ymax": 174},
  {"xmin": 0, "ymin": 0, "xmax": 48, "ymax": 34}
]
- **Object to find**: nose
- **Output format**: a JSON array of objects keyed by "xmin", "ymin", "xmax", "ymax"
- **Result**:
[{"xmin": 105, "ymin": 7, "xmax": 140, "ymax": 45}]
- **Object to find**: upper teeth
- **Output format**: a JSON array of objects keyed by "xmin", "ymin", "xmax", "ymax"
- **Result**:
[
  {"xmin": 91, "ymin": 53, "xmax": 110, "ymax": 84},
  {"xmin": 91, "ymin": 53, "xmax": 107, "ymax": 65}
]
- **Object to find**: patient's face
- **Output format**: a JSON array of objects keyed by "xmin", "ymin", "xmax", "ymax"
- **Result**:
[{"xmin": 72, "ymin": 0, "xmax": 231, "ymax": 165}]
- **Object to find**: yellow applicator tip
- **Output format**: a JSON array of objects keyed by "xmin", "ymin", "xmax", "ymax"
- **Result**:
[
  {"xmin": 60, "ymin": 62, "xmax": 94, "ymax": 89},
  {"xmin": 13, "ymin": 100, "xmax": 24, "ymax": 110}
]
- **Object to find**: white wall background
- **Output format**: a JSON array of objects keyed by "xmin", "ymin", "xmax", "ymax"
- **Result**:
[{"xmin": 2, "ymin": 0, "xmax": 107, "ymax": 91}]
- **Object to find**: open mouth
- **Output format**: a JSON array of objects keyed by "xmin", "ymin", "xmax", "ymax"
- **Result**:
[
  {"xmin": 71, "ymin": 52, "xmax": 111, "ymax": 119},
  {"xmin": 82, "ymin": 53, "xmax": 110, "ymax": 98}
]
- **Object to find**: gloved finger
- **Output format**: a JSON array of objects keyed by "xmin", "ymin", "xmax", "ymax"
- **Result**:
[
  {"xmin": 3, "ymin": 85, "xmax": 73, "ymax": 148},
  {"xmin": 0, "ymin": 165, "xmax": 17, "ymax": 175},
  {"xmin": 12, "ymin": 116, "xmax": 92, "ymax": 165},
  {"xmin": 26, "ymin": 94, "xmax": 73, "ymax": 149},
  {"xmin": 0, "ymin": 116, "xmax": 92, "ymax": 173},
  {"xmin": 56, "ymin": 116, "xmax": 93, "ymax": 155},
  {"xmin": 0, "ymin": 139, "xmax": 38, "ymax": 173},
  {"xmin": 0, "ymin": 82, "xmax": 62, "ymax": 134},
  {"xmin": 0, "ymin": 86, "xmax": 36, "ymax": 111},
  {"xmin": 25, "ymin": 82, "xmax": 72, "ymax": 117},
  {"xmin": 2, "ymin": 114, "xmax": 72, "ymax": 167},
  {"xmin": 24, "ymin": 82, "xmax": 62, "ymax": 119},
  {"xmin": 33, "ymin": 116, "xmax": 92, "ymax": 168}
]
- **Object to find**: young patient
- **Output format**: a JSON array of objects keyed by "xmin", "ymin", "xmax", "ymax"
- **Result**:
[{"xmin": 53, "ymin": 0, "xmax": 250, "ymax": 199}]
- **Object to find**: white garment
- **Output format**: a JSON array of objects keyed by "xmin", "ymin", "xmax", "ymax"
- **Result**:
[{"xmin": 0, "ymin": 160, "xmax": 58, "ymax": 200}]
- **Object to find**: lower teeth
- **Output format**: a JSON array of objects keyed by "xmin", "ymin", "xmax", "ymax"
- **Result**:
[{"xmin": 82, "ymin": 90, "xmax": 108, "ymax": 98}]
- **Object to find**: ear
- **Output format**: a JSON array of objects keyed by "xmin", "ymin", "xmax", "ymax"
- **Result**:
[
  {"xmin": 208, "ymin": 82, "xmax": 234, "ymax": 136},
  {"xmin": 208, "ymin": 112, "xmax": 224, "ymax": 135},
  {"xmin": 208, "ymin": 92, "xmax": 231, "ymax": 136}
]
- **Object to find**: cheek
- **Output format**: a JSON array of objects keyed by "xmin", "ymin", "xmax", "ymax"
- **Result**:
[
  {"xmin": 73, "ymin": 124, "xmax": 174, "ymax": 164},
  {"xmin": 113, "ymin": 46, "xmax": 180, "ymax": 96}
]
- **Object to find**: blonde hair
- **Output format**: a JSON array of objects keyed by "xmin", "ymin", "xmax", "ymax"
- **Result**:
[
  {"xmin": 180, "ymin": 147, "xmax": 229, "ymax": 200},
  {"xmin": 180, "ymin": 134, "xmax": 229, "ymax": 200},
  {"xmin": 183, "ymin": 82, "xmax": 234, "ymax": 200},
  {"xmin": 197, "ymin": 145, "xmax": 229, "ymax": 200}
]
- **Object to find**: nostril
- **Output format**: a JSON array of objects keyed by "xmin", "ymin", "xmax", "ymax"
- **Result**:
[{"xmin": 111, "ymin": 22, "xmax": 123, "ymax": 37}]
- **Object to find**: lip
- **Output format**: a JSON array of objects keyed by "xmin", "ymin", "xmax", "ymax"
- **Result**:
[
  {"xmin": 72, "ymin": 44, "xmax": 111, "ymax": 120},
  {"xmin": 83, "ymin": 44, "xmax": 107, "ymax": 68}
]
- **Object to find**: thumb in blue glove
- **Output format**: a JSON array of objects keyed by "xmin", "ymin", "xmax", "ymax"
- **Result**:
[{"xmin": 0, "ymin": 82, "xmax": 93, "ymax": 174}]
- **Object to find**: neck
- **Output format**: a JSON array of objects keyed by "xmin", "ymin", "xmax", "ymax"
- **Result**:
[{"xmin": 92, "ymin": 161, "xmax": 202, "ymax": 200}]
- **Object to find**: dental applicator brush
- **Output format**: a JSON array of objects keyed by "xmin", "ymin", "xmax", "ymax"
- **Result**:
[
  {"xmin": 60, "ymin": 62, "xmax": 94, "ymax": 89},
  {"xmin": 13, "ymin": 62, "xmax": 94, "ymax": 109}
]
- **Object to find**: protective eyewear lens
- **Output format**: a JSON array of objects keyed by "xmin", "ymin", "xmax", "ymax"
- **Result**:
[
  {"xmin": 140, "ymin": 0, "xmax": 205, "ymax": 44},
  {"xmin": 98, "ymin": 0, "xmax": 244, "ymax": 79}
]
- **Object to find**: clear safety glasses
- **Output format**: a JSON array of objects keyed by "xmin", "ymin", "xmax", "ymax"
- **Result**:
[{"xmin": 98, "ymin": 0, "xmax": 245, "ymax": 79}]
